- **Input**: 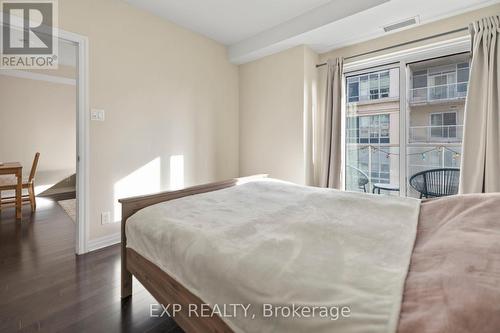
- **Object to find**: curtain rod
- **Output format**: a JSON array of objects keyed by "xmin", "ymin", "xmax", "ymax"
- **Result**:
[{"xmin": 316, "ymin": 27, "xmax": 469, "ymax": 68}]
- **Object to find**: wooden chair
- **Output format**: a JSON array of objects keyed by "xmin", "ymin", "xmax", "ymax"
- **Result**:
[{"xmin": 0, "ymin": 153, "xmax": 40, "ymax": 212}]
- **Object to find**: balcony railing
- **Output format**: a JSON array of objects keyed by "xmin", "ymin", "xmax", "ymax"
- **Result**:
[
  {"xmin": 346, "ymin": 144, "xmax": 462, "ymax": 197},
  {"xmin": 345, "ymin": 144, "xmax": 398, "ymax": 193},
  {"xmin": 410, "ymin": 82, "xmax": 468, "ymax": 103},
  {"xmin": 409, "ymin": 125, "xmax": 463, "ymax": 143},
  {"xmin": 407, "ymin": 144, "xmax": 461, "ymax": 198}
]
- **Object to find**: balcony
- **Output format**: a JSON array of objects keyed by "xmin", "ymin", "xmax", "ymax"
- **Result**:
[
  {"xmin": 409, "ymin": 125, "xmax": 463, "ymax": 143},
  {"xmin": 345, "ymin": 144, "xmax": 398, "ymax": 193},
  {"xmin": 409, "ymin": 82, "xmax": 468, "ymax": 104},
  {"xmin": 346, "ymin": 144, "xmax": 462, "ymax": 198},
  {"xmin": 407, "ymin": 144, "xmax": 461, "ymax": 198}
]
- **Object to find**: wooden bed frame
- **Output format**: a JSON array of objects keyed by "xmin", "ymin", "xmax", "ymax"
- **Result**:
[{"xmin": 119, "ymin": 176, "xmax": 265, "ymax": 332}]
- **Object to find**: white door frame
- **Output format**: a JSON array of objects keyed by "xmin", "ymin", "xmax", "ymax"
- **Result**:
[
  {"xmin": 58, "ymin": 29, "xmax": 90, "ymax": 255},
  {"xmin": 1, "ymin": 13, "xmax": 90, "ymax": 254}
]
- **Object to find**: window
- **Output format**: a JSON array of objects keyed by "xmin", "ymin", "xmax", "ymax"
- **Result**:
[
  {"xmin": 348, "ymin": 78, "xmax": 359, "ymax": 102},
  {"xmin": 347, "ymin": 114, "xmax": 390, "ymax": 144},
  {"xmin": 345, "ymin": 52, "xmax": 469, "ymax": 197},
  {"xmin": 407, "ymin": 54, "xmax": 468, "ymax": 198},
  {"xmin": 345, "ymin": 68, "xmax": 399, "ymax": 193},
  {"xmin": 410, "ymin": 61, "xmax": 469, "ymax": 103},
  {"xmin": 370, "ymin": 74, "xmax": 379, "ymax": 99},
  {"xmin": 379, "ymin": 71, "xmax": 390, "ymax": 98},
  {"xmin": 430, "ymin": 112, "xmax": 457, "ymax": 138},
  {"xmin": 413, "ymin": 70, "xmax": 428, "ymax": 88},
  {"xmin": 457, "ymin": 63, "xmax": 469, "ymax": 95},
  {"xmin": 347, "ymin": 70, "xmax": 392, "ymax": 103}
]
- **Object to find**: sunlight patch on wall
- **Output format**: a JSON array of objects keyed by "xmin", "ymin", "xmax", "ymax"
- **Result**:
[
  {"xmin": 113, "ymin": 157, "xmax": 161, "ymax": 222},
  {"xmin": 170, "ymin": 155, "xmax": 184, "ymax": 190}
]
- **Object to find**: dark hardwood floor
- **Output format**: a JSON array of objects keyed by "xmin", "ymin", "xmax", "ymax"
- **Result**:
[{"xmin": 0, "ymin": 198, "xmax": 183, "ymax": 333}]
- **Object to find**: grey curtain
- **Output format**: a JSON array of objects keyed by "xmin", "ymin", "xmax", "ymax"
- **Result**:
[
  {"xmin": 459, "ymin": 16, "xmax": 500, "ymax": 193},
  {"xmin": 319, "ymin": 58, "xmax": 343, "ymax": 188}
]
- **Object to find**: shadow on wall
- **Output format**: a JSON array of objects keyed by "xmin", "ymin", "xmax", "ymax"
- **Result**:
[
  {"xmin": 0, "ymin": 170, "xmax": 75, "ymax": 198},
  {"xmin": 113, "ymin": 155, "xmax": 184, "ymax": 222},
  {"xmin": 38, "ymin": 173, "xmax": 76, "ymax": 197}
]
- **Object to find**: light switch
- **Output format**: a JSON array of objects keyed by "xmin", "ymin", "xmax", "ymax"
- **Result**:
[
  {"xmin": 101, "ymin": 211, "xmax": 111, "ymax": 225},
  {"xmin": 91, "ymin": 108, "xmax": 105, "ymax": 121}
]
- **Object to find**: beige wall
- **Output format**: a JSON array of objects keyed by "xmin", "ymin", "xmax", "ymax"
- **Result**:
[
  {"xmin": 4, "ymin": 1, "xmax": 496, "ymax": 243},
  {"xmin": 0, "ymin": 74, "xmax": 76, "ymax": 192},
  {"xmin": 239, "ymin": 4, "xmax": 499, "ymax": 190},
  {"xmin": 304, "ymin": 47, "xmax": 319, "ymax": 185},
  {"xmin": 57, "ymin": 0, "xmax": 239, "ymax": 240},
  {"xmin": 239, "ymin": 46, "xmax": 318, "ymax": 184}
]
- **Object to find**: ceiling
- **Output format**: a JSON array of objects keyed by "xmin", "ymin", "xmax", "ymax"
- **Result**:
[
  {"xmin": 125, "ymin": 0, "xmax": 333, "ymax": 45},
  {"xmin": 124, "ymin": 0, "xmax": 500, "ymax": 64}
]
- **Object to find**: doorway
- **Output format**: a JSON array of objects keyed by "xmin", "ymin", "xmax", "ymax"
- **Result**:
[{"xmin": 0, "ymin": 21, "xmax": 89, "ymax": 254}]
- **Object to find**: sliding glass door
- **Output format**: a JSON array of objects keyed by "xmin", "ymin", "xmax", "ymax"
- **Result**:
[{"xmin": 344, "ymin": 52, "xmax": 470, "ymax": 196}]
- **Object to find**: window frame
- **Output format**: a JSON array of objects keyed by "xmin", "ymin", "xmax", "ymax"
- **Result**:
[
  {"xmin": 341, "ymin": 36, "xmax": 470, "ymax": 195},
  {"xmin": 429, "ymin": 111, "xmax": 458, "ymax": 139}
]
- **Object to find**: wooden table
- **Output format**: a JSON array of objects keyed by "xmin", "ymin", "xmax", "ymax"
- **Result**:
[{"xmin": 0, "ymin": 162, "xmax": 22, "ymax": 219}]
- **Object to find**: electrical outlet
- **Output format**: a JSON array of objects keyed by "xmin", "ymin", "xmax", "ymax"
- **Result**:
[
  {"xmin": 101, "ymin": 212, "xmax": 111, "ymax": 225},
  {"xmin": 91, "ymin": 108, "xmax": 105, "ymax": 121}
]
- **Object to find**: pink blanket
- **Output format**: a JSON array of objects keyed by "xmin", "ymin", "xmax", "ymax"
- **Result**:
[{"xmin": 398, "ymin": 193, "xmax": 500, "ymax": 333}]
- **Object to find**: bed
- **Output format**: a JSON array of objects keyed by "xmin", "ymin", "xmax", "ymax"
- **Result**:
[{"xmin": 119, "ymin": 176, "xmax": 500, "ymax": 333}]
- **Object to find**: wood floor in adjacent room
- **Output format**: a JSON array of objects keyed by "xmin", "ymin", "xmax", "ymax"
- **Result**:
[{"xmin": 0, "ymin": 198, "xmax": 184, "ymax": 333}]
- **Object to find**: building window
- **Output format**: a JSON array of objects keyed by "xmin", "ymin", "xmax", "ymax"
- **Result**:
[
  {"xmin": 347, "ymin": 114, "xmax": 390, "ymax": 144},
  {"xmin": 379, "ymin": 71, "xmax": 390, "ymax": 98},
  {"xmin": 345, "ymin": 66, "xmax": 399, "ymax": 193},
  {"xmin": 345, "ymin": 52, "xmax": 469, "ymax": 197},
  {"xmin": 347, "ymin": 70, "xmax": 391, "ymax": 103},
  {"xmin": 410, "ymin": 62, "xmax": 470, "ymax": 103},
  {"xmin": 348, "ymin": 80, "xmax": 359, "ymax": 102},
  {"xmin": 456, "ymin": 63, "xmax": 469, "ymax": 94},
  {"xmin": 346, "ymin": 114, "xmax": 392, "ymax": 187},
  {"xmin": 430, "ymin": 112, "xmax": 457, "ymax": 138},
  {"xmin": 406, "ymin": 54, "xmax": 468, "ymax": 198}
]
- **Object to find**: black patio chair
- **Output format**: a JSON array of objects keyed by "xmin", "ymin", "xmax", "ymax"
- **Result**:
[
  {"xmin": 346, "ymin": 165, "xmax": 369, "ymax": 193},
  {"xmin": 409, "ymin": 168, "xmax": 460, "ymax": 198}
]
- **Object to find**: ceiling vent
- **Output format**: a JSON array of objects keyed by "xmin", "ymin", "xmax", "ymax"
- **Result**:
[{"xmin": 383, "ymin": 16, "xmax": 419, "ymax": 33}]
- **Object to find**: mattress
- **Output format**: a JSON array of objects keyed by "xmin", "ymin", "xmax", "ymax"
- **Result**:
[{"xmin": 126, "ymin": 179, "xmax": 421, "ymax": 333}]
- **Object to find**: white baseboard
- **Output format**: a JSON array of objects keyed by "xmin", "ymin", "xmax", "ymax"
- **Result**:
[{"xmin": 87, "ymin": 232, "xmax": 121, "ymax": 253}]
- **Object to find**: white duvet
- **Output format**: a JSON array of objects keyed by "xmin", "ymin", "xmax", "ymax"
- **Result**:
[{"xmin": 126, "ymin": 179, "xmax": 420, "ymax": 333}]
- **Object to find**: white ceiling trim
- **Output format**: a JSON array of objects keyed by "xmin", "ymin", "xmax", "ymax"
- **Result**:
[{"xmin": 228, "ymin": 0, "xmax": 389, "ymax": 64}]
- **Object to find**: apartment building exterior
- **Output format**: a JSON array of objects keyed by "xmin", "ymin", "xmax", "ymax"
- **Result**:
[
  {"xmin": 345, "ymin": 53, "xmax": 469, "ymax": 196},
  {"xmin": 346, "ymin": 68, "xmax": 400, "ymax": 189}
]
